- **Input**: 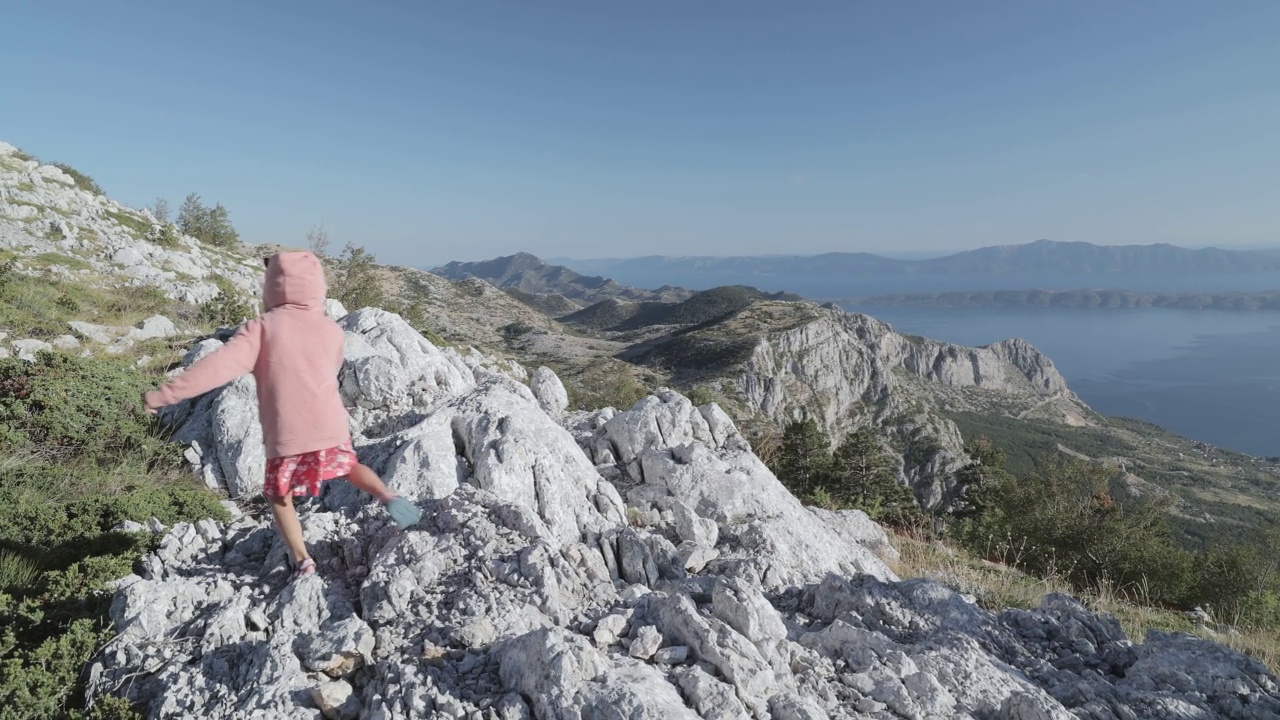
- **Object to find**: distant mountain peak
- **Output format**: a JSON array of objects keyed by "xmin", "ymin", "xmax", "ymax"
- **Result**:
[{"xmin": 430, "ymin": 253, "xmax": 694, "ymax": 310}]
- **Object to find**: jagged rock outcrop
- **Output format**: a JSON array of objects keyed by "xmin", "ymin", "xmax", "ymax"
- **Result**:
[
  {"xmin": 87, "ymin": 314, "xmax": 1280, "ymax": 720},
  {"xmin": 737, "ymin": 307, "xmax": 1086, "ymax": 507}
]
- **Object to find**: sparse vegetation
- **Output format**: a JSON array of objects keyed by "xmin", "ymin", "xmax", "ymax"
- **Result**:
[
  {"xmin": 49, "ymin": 162, "xmax": 104, "ymax": 196},
  {"xmin": 0, "ymin": 353, "xmax": 226, "ymax": 718},
  {"xmin": 306, "ymin": 224, "xmax": 331, "ymax": 257},
  {"xmin": 329, "ymin": 243, "xmax": 385, "ymax": 311},
  {"xmin": 199, "ymin": 277, "xmax": 255, "ymax": 328},
  {"xmin": 105, "ymin": 210, "xmax": 151, "ymax": 238},
  {"xmin": 560, "ymin": 359, "xmax": 652, "ymax": 412}
]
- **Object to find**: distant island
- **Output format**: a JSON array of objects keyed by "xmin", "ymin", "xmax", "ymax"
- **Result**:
[{"xmin": 844, "ymin": 288, "xmax": 1280, "ymax": 311}]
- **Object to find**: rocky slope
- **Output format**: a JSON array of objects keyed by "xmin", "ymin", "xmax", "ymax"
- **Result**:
[
  {"xmin": 85, "ymin": 308, "xmax": 1280, "ymax": 719},
  {"xmin": 433, "ymin": 252, "xmax": 694, "ymax": 310},
  {"xmin": 0, "ymin": 141, "xmax": 261, "ymax": 304}
]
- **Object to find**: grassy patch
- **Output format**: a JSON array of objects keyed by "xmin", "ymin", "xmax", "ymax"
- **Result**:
[
  {"xmin": 104, "ymin": 210, "xmax": 151, "ymax": 238},
  {"xmin": 31, "ymin": 253, "xmax": 92, "ymax": 273},
  {"xmin": 0, "ymin": 262, "xmax": 186, "ymax": 339}
]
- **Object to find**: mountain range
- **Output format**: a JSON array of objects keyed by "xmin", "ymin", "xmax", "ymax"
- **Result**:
[{"xmin": 557, "ymin": 240, "xmax": 1280, "ymax": 278}]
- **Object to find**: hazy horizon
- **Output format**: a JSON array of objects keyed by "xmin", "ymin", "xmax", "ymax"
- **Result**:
[{"xmin": 5, "ymin": 2, "xmax": 1279, "ymax": 266}]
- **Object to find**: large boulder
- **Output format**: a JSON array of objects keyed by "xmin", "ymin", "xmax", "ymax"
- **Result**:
[{"xmin": 530, "ymin": 365, "xmax": 569, "ymax": 417}]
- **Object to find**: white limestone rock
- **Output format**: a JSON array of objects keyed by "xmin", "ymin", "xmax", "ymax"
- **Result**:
[{"xmin": 530, "ymin": 365, "xmax": 569, "ymax": 417}]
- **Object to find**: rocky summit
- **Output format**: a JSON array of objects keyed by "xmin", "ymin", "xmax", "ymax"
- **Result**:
[{"xmin": 86, "ymin": 307, "xmax": 1280, "ymax": 719}]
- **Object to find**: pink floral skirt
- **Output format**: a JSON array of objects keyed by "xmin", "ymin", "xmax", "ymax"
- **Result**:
[{"xmin": 264, "ymin": 443, "xmax": 357, "ymax": 499}]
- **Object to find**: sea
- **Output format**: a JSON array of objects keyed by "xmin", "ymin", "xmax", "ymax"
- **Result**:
[
  {"xmin": 822, "ymin": 272, "xmax": 1280, "ymax": 458},
  {"xmin": 839, "ymin": 304, "xmax": 1280, "ymax": 458}
]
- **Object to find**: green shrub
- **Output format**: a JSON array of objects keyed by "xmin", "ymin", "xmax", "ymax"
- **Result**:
[
  {"xmin": 960, "ymin": 459, "xmax": 1195, "ymax": 603},
  {"xmin": 0, "ymin": 353, "xmax": 157, "ymax": 460},
  {"xmin": 49, "ymin": 163, "xmax": 104, "ymax": 196},
  {"xmin": 147, "ymin": 223, "xmax": 181, "ymax": 249},
  {"xmin": 88, "ymin": 696, "xmax": 143, "ymax": 720},
  {"xmin": 0, "ymin": 350, "xmax": 226, "ymax": 718},
  {"xmin": 685, "ymin": 385, "xmax": 721, "ymax": 407},
  {"xmin": 329, "ymin": 243, "xmax": 385, "ymax": 311},
  {"xmin": 199, "ymin": 277, "xmax": 255, "ymax": 329},
  {"xmin": 563, "ymin": 361, "xmax": 651, "ymax": 412}
]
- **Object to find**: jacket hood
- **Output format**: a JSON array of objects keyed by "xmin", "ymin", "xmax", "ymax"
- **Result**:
[{"xmin": 263, "ymin": 251, "xmax": 327, "ymax": 310}]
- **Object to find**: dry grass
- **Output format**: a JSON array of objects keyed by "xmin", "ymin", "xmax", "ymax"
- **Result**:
[{"xmin": 890, "ymin": 531, "xmax": 1280, "ymax": 675}]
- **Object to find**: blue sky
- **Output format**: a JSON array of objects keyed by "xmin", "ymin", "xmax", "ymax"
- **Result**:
[{"xmin": 2, "ymin": 1, "xmax": 1277, "ymax": 265}]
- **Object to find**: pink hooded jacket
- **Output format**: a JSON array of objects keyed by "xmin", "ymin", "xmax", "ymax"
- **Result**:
[{"xmin": 145, "ymin": 251, "xmax": 352, "ymax": 459}]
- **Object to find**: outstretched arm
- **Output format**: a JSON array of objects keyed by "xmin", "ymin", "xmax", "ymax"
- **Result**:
[{"xmin": 145, "ymin": 319, "xmax": 264, "ymax": 411}]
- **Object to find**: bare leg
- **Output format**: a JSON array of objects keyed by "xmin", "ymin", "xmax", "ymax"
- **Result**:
[
  {"xmin": 269, "ymin": 494, "xmax": 309, "ymax": 565},
  {"xmin": 345, "ymin": 463, "xmax": 396, "ymax": 503}
]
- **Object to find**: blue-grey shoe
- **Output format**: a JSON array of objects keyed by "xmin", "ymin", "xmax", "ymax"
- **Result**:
[{"xmin": 384, "ymin": 497, "xmax": 422, "ymax": 530}]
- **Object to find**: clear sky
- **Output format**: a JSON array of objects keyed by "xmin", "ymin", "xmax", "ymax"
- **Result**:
[{"xmin": 2, "ymin": 1, "xmax": 1277, "ymax": 265}]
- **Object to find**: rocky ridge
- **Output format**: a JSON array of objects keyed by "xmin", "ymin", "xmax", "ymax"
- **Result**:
[
  {"xmin": 86, "ymin": 306, "xmax": 1280, "ymax": 719},
  {"xmin": 736, "ymin": 306, "xmax": 1086, "ymax": 507},
  {"xmin": 619, "ymin": 301, "xmax": 1085, "ymax": 508}
]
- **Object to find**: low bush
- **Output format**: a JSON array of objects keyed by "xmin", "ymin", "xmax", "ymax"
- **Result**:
[
  {"xmin": 0, "ymin": 353, "xmax": 159, "ymax": 460},
  {"xmin": 199, "ymin": 277, "xmax": 255, "ymax": 329},
  {"xmin": 0, "ymin": 351, "xmax": 226, "ymax": 717}
]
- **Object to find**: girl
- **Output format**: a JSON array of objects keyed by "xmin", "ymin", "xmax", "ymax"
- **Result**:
[{"xmin": 145, "ymin": 251, "xmax": 420, "ymax": 578}]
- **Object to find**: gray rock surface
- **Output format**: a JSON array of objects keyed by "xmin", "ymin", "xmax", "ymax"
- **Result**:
[
  {"xmin": 85, "ymin": 334, "xmax": 1280, "ymax": 719},
  {"xmin": 11, "ymin": 338, "xmax": 52, "ymax": 361}
]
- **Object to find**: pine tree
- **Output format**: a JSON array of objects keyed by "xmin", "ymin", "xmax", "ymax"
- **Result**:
[
  {"xmin": 176, "ymin": 193, "xmax": 239, "ymax": 246},
  {"xmin": 207, "ymin": 203, "xmax": 239, "ymax": 246},
  {"xmin": 775, "ymin": 419, "xmax": 834, "ymax": 498},
  {"xmin": 952, "ymin": 436, "xmax": 1011, "ymax": 520},
  {"xmin": 830, "ymin": 426, "xmax": 918, "ymax": 521},
  {"xmin": 177, "ymin": 193, "xmax": 206, "ymax": 239},
  {"xmin": 152, "ymin": 197, "xmax": 170, "ymax": 224}
]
